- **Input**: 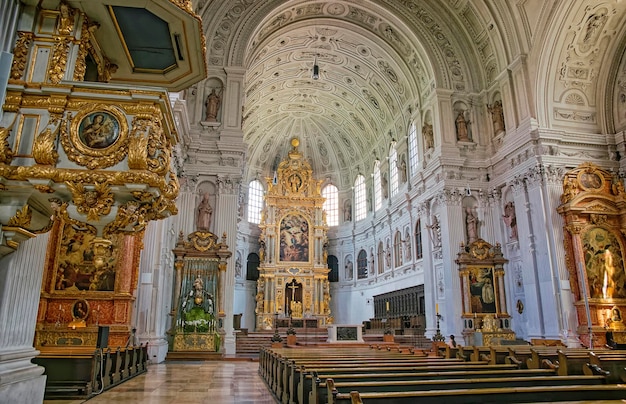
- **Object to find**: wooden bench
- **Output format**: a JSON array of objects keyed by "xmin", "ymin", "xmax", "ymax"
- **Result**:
[
  {"xmin": 326, "ymin": 374, "xmax": 607, "ymax": 404},
  {"xmin": 310, "ymin": 368, "xmax": 557, "ymax": 404},
  {"xmin": 33, "ymin": 347, "xmax": 102, "ymax": 399},
  {"xmin": 333, "ymin": 385, "xmax": 626, "ymax": 404},
  {"xmin": 584, "ymin": 351, "xmax": 626, "ymax": 383}
]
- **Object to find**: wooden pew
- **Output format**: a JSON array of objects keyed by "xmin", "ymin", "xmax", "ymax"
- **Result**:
[
  {"xmin": 310, "ymin": 368, "xmax": 557, "ymax": 404},
  {"xmin": 584, "ymin": 351, "xmax": 626, "ymax": 383},
  {"xmin": 326, "ymin": 374, "xmax": 607, "ymax": 404},
  {"xmin": 333, "ymin": 385, "xmax": 626, "ymax": 404},
  {"xmin": 297, "ymin": 363, "xmax": 518, "ymax": 404},
  {"xmin": 33, "ymin": 347, "xmax": 103, "ymax": 399}
]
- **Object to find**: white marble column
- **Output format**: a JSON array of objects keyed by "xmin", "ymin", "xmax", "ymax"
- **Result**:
[
  {"xmin": 0, "ymin": 233, "xmax": 49, "ymax": 403},
  {"xmin": 135, "ymin": 217, "xmax": 175, "ymax": 363},
  {"xmin": 215, "ymin": 177, "xmax": 239, "ymax": 354}
]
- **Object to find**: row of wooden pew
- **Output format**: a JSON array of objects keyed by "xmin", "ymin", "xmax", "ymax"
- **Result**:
[
  {"xmin": 443, "ymin": 344, "xmax": 626, "ymax": 382},
  {"xmin": 33, "ymin": 344, "xmax": 148, "ymax": 399},
  {"xmin": 259, "ymin": 344, "xmax": 626, "ymax": 404}
]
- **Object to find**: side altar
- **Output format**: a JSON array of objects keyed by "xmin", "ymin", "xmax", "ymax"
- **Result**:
[
  {"xmin": 169, "ymin": 231, "xmax": 231, "ymax": 352},
  {"xmin": 255, "ymin": 138, "xmax": 332, "ymax": 330}
]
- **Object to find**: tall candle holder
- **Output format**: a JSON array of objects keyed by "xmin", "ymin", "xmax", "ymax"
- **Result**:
[{"xmin": 432, "ymin": 311, "xmax": 445, "ymax": 342}]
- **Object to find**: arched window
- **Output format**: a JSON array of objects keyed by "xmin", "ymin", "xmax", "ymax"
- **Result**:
[
  {"xmin": 322, "ymin": 184, "xmax": 339, "ymax": 226},
  {"xmin": 354, "ymin": 175, "xmax": 367, "ymax": 221},
  {"xmin": 415, "ymin": 219, "xmax": 423, "ymax": 259},
  {"xmin": 373, "ymin": 161, "xmax": 382, "ymax": 211},
  {"xmin": 328, "ymin": 255, "xmax": 339, "ymax": 282},
  {"xmin": 389, "ymin": 145, "xmax": 398, "ymax": 197},
  {"xmin": 394, "ymin": 231, "xmax": 402, "ymax": 267},
  {"xmin": 357, "ymin": 249, "xmax": 368, "ymax": 279},
  {"xmin": 408, "ymin": 122, "xmax": 419, "ymax": 177},
  {"xmin": 247, "ymin": 180, "xmax": 264, "ymax": 224},
  {"xmin": 246, "ymin": 253, "xmax": 260, "ymax": 281}
]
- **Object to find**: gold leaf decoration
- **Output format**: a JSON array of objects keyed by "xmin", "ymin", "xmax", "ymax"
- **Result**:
[
  {"xmin": 33, "ymin": 126, "xmax": 59, "ymax": 165},
  {"xmin": 0, "ymin": 127, "xmax": 14, "ymax": 164},
  {"xmin": 49, "ymin": 36, "xmax": 71, "ymax": 84},
  {"xmin": 9, "ymin": 32, "xmax": 33, "ymax": 81},
  {"xmin": 67, "ymin": 181, "xmax": 114, "ymax": 222},
  {"xmin": 8, "ymin": 204, "xmax": 32, "ymax": 227},
  {"xmin": 128, "ymin": 117, "xmax": 149, "ymax": 170}
]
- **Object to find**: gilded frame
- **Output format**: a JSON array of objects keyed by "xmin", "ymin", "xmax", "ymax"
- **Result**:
[{"xmin": 65, "ymin": 103, "xmax": 129, "ymax": 169}]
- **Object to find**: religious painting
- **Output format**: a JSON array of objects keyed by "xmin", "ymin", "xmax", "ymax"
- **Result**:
[
  {"xmin": 468, "ymin": 267, "xmax": 496, "ymax": 313},
  {"xmin": 578, "ymin": 171, "xmax": 603, "ymax": 190},
  {"xmin": 78, "ymin": 111, "xmax": 120, "ymax": 149},
  {"xmin": 54, "ymin": 222, "xmax": 120, "ymax": 292},
  {"xmin": 279, "ymin": 213, "xmax": 309, "ymax": 262},
  {"xmin": 72, "ymin": 299, "xmax": 89, "ymax": 320},
  {"xmin": 582, "ymin": 227, "xmax": 626, "ymax": 299}
]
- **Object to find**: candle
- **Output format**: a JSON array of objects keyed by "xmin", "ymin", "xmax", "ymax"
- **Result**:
[
  {"xmin": 58, "ymin": 304, "xmax": 61, "ymax": 310},
  {"xmin": 386, "ymin": 301, "xmax": 390, "ymax": 311},
  {"xmin": 436, "ymin": 303, "xmax": 439, "ymax": 313}
]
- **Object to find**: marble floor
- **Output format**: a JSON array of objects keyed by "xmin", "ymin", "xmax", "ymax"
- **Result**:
[{"xmin": 43, "ymin": 360, "xmax": 276, "ymax": 404}]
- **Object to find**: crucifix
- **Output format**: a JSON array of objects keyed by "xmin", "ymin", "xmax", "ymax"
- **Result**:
[{"xmin": 288, "ymin": 281, "xmax": 298, "ymax": 302}]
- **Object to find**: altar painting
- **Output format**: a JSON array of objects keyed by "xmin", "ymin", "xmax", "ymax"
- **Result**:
[
  {"xmin": 279, "ymin": 213, "xmax": 309, "ymax": 262},
  {"xmin": 54, "ymin": 223, "xmax": 120, "ymax": 292},
  {"xmin": 583, "ymin": 227, "xmax": 626, "ymax": 299},
  {"xmin": 468, "ymin": 267, "xmax": 496, "ymax": 313}
]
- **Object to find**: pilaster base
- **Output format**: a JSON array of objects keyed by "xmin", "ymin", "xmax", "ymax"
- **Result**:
[{"xmin": 0, "ymin": 348, "xmax": 46, "ymax": 404}]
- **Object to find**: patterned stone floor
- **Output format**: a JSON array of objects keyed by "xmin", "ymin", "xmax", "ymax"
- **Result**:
[{"xmin": 43, "ymin": 360, "xmax": 276, "ymax": 404}]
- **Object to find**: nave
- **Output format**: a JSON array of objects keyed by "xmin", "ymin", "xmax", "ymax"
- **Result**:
[{"xmin": 43, "ymin": 361, "xmax": 276, "ymax": 404}]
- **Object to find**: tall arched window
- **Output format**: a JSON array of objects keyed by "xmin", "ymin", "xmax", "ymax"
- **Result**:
[
  {"xmin": 408, "ymin": 122, "xmax": 419, "ymax": 176},
  {"xmin": 246, "ymin": 253, "xmax": 260, "ymax": 281},
  {"xmin": 389, "ymin": 145, "xmax": 398, "ymax": 197},
  {"xmin": 247, "ymin": 180, "xmax": 264, "ymax": 224},
  {"xmin": 373, "ymin": 161, "xmax": 382, "ymax": 211},
  {"xmin": 322, "ymin": 184, "xmax": 339, "ymax": 226},
  {"xmin": 354, "ymin": 175, "xmax": 367, "ymax": 221},
  {"xmin": 357, "ymin": 249, "xmax": 368, "ymax": 279},
  {"xmin": 415, "ymin": 219, "xmax": 423, "ymax": 259}
]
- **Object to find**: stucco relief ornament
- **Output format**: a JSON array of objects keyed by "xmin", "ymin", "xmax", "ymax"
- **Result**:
[{"xmin": 67, "ymin": 181, "xmax": 114, "ymax": 222}]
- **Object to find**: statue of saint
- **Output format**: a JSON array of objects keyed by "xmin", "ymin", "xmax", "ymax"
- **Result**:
[
  {"xmin": 196, "ymin": 193, "xmax": 213, "ymax": 231},
  {"xmin": 466, "ymin": 207, "xmax": 478, "ymax": 243},
  {"xmin": 456, "ymin": 111, "xmax": 470, "ymax": 141},
  {"xmin": 423, "ymin": 123, "xmax": 434, "ymax": 150},
  {"xmin": 205, "ymin": 88, "xmax": 222, "ymax": 122},
  {"xmin": 488, "ymin": 100, "xmax": 505, "ymax": 135}
]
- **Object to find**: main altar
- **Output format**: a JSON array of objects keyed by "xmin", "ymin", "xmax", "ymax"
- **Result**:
[{"xmin": 255, "ymin": 138, "xmax": 331, "ymax": 330}]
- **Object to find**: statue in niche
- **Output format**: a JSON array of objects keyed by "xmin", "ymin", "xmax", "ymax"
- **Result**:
[
  {"xmin": 427, "ymin": 216, "xmax": 442, "ymax": 248},
  {"xmin": 466, "ymin": 207, "xmax": 479, "ymax": 243},
  {"xmin": 502, "ymin": 201, "xmax": 518, "ymax": 241},
  {"xmin": 344, "ymin": 201, "xmax": 352, "ymax": 222},
  {"xmin": 235, "ymin": 256, "xmax": 242, "ymax": 278},
  {"xmin": 381, "ymin": 174, "xmax": 389, "ymax": 199},
  {"xmin": 182, "ymin": 276, "xmax": 214, "ymax": 315},
  {"xmin": 398, "ymin": 155, "xmax": 407, "ymax": 183},
  {"xmin": 423, "ymin": 123, "xmax": 434, "ymax": 150},
  {"xmin": 487, "ymin": 100, "xmax": 505, "ymax": 135},
  {"xmin": 456, "ymin": 111, "xmax": 470, "ymax": 142},
  {"xmin": 204, "ymin": 88, "xmax": 222, "ymax": 122},
  {"xmin": 345, "ymin": 258, "xmax": 353, "ymax": 280},
  {"xmin": 196, "ymin": 193, "xmax": 213, "ymax": 231}
]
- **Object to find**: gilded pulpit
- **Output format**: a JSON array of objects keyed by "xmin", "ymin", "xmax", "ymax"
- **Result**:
[{"xmin": 255, "ymin": 138, "xmax": 331, "ymax": 330}]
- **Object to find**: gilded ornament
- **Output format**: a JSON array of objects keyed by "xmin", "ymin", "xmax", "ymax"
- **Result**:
[
  {"xmin": 67, "ymin": 181, "xmax": 114, "ymax": 222},
  {"xmin": 9, "ymin": 32, "xmax": 33, "ymax": 81},
  {"xmin": 57, "ymin": 2, "xmax": 76, "ymax": 35},
  {"xmin": 0, "ymin": 127, "xmax": 14, "ymax": 164},
  {"xmin": 49, "ymin": 36, "xmax": 71, "ymax": 84},
  {"xmin": 146, "ymin": 121, "xmax": 170, "ymax": 175},
  {"xmin": 8, "ymin": 204, "xmax": 32, "ymax": 227},
  {"xmin": 3, "ymin": 92, "xmax": 22, "ymax": 112},
  {"xmin": 33, "ymin": 126, "xmax": 59, "ymax": 166},
  {"xmin": 128, "ymin": 117, "xmax": 149, "ymax": 170},
  {"xmin": 48, "ymin": 95, "xmax": 68, "ymax": 114}
]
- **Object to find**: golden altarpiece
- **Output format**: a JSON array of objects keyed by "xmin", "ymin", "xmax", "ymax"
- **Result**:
[
  {"xmin": 558, "ymin": 162, "xmax": 626, "ymax": 347},
  {"xmin": 169, "ymin": 231, "xmax": 231, "ymax": 352},
  {"xmin": 255, "ymin": 138, "xmax": 331, "ymax": 330},
  {"xmin": 456, "ymin": 239, "xmax": 515, "ymax": 345}
]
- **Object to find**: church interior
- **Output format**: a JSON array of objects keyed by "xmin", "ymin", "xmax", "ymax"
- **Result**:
[{"xmin": 2, "ymin": 0, "xmax": 626, "ymax": 402}]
